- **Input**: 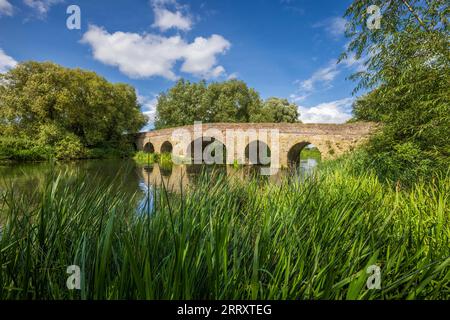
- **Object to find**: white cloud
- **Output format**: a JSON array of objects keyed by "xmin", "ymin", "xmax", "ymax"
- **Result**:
[
  {"xmin": 299, "ymin": 59, "xmax": 340, "ymax": 93},
  {"xmin": 24, "ymin": 0, "xmax": 63, "ymax": 18},
  {"xmin": 291, "ymin": 52, "xmax": 367, "ymax": 102},
  {"xmin": 341, "ymin": 52, "xmax": 367, "ymax": 72},
  {"xmin": 290, "ymin": 93, "xmax": 308, "ymax": 103},
  {"xmin": 227, "ymin": 72, "xmax": 239, "ymax": 80},
  {"xmin": 313, "ymin": 16, "xmax": 347, "ymax": 38},
  {"xmin": 151, "ymin": 0, "xmax": 192, "ymax": 31},
  {"xmin": 81, "ymin": 25, "xmax": 230, "ymax": 80},
  {"xmin": 298, "ymin": 98, "xmax": 354, "ymax": 124},
  {"xmin": 138, "ymin": 92, "xmax": 158, "ymax": 127},
  {"xmin": 0, "ymin": 49, "xmax": 17, "ymax": 73},
  {"xmin": 340, "ymin": 42, "xmax": 369, "ymax": 73},
  {"xmin": 153, "ymin": 7, "xmax": 192, "ymax": 31},
  {"xmin": 0, "ymin": 0, "xmax": 13, "ymax": 16},
  {"xmin": 180, "ymin": 35, "xmax": 229, "ymax": 77}
]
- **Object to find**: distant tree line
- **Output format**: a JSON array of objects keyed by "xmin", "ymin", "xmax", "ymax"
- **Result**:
[{"xmin": 155, "ymin": 79, "xmax": 300, "ymax": 129}]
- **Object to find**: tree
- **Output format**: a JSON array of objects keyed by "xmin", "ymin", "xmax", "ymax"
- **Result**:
[
  {"xmin": 259, "ymin": 98, "xmax": 299, "ymax": 123},
  {"xmin": 155, "ymin": 80, "xmax": 208, "ymax": 129},
  {"xmin": 0, "ymin": 61, "xmax": 146, "ymax": 159},
  {"xmin": 205, "ymin": 80, "xmax": 263, "ymax": 123},
  {"xmin": 154, "ymin": 79, "xmax": 300, "ymax": 129},
  {"xmin": 343, "ymin": 0, "xmax": 450, "ymax": 183}
]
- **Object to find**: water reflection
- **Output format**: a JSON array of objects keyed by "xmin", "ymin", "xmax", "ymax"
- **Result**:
[
  {"xmin": 0, "ymin": 158, "xmax": 318, "ymax": 214},
  {"xmin": 300, "ymin": 159, "xmax": 318, "ymax": 175}
]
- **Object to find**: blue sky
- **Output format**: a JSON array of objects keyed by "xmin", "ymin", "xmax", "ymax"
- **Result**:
[{"xmin": 0, "ymin": 0, "xmax": 367, "ymax": 130}]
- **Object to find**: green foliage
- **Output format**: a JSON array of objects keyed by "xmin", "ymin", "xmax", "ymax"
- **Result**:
[
  {"xmin": 0, "ymin": 159, "xmax": 448, "ymax": 299},
  {"xmin": 133, "ymin": 151, "xmax": 158, "ymax": 165},
  {"xmin": 0, "ymin": 137, "xmax": 54, "ymax": 162},
  {"xmin": 159, "ymin": 152, "xmax": 173, "ymax": 171},
  {"xmin": 344, "ymin": 0, "xmax": 450, "ymax": 183},
  {"xmin": 254, "ymin": 97, "xmax": 299, "ymax": 123},
  {"xmin": 155, "ymin": 79, "xmax": 300, "ymax": 129},
  {"xmin": 0, "ymin": 61, "xmax": 147, "ymax": 160},
  {"xmin": 133, "ymin": 151, "xmax": 173, "ymax": 170},
  {"xmin": 54, "ymin": 134, "xmax": 86, "ymax": 160},
  {"xmin": 300, "ymin": 147, "xmax": 322, "ymax": 161}
]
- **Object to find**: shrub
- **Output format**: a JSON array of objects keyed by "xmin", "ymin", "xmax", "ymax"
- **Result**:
[
  {"xmin": 0, "ymin": 137, "xmax": 54, "ymax": 161},
  {"xmin": 55, "ymin": 134, "xmax": 86, "ymax": 160}
]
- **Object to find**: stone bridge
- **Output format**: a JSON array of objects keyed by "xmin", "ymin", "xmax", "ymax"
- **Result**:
[{"xmin": 134, "ymin": 122, "xmax": 375, "ymax": 168}]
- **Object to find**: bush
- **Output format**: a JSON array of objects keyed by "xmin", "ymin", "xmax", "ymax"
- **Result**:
[
  {"xmin": 0, "ymin": 135, "xmax": 137, "ymax": 162},
  {"xmin": 55, "ymin": 134, "xmax": 86, "ymax": 160},
  {"xmin": 0, "ymin": 137, "xmax": 54, "ymax": 161},
  {"xmin": 362, "ymin": 128, "xmax": 447, "ymax": 186}
]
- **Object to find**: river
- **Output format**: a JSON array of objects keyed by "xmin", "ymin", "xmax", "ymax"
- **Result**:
[{"xmin": 0, "ymin": 158, "xmax": 318, "ymax": 214}]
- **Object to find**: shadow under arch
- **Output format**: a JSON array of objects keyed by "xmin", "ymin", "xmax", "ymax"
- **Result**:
[
  {"xmin": 187, "ymin": 137, "xmax": 227, "ymax": 164},
  {"xmin": 161, "ymin": 141, "xmax": 173, "ymax": 154},
  {"xmin": 144, "ymin": 142, "xmax": 155, "ymax": 154},
  {"xmin": 245, "ymin": 140, "xmax": 271, "ymax": 165}
]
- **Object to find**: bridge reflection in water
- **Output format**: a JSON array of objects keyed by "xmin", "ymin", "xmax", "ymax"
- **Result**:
[{"xmin": 137, "ymin": 160, "xmax": 318, "ymax": 198}]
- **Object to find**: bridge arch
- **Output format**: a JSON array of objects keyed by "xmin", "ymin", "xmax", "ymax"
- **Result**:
[
  {"xmin": 287, "ymin": 141, "xmax": 322, "ymax": 167},
  {"xmin": 245, "ymin": 140, "xmax": 271, "ymax": 165},
  {"xmin": 161, "ymin": 141, "xmax": 173, "ymax": 154},
  {"xmin": 187, "ymin": 137, "xmax": 227, "ymax": 164},
  {"xmin": 144, "ymin": 142, "xmax": 155, "ymax": 154}
]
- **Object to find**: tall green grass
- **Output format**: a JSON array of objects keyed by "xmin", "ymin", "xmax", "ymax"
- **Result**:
[{"xmin": 0, "ymin": 160, "xmax": 449, "ymax": 299}]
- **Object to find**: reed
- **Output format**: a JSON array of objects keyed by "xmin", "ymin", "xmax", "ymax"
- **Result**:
[{"xmin": 0, "ymin": 160, "xmax": 449, "ymax": 300}]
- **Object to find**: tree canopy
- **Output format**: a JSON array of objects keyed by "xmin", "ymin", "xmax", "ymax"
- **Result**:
[
  {"xmin": 155, "ymin": 79, "xmax": 300, "ymax": 129},
  {"xmin": 0, "ymin": 61, "xmax": 146, "ymax": 160},
  {"xmin": 343, "ymin": 0, "xmax": 449, "ymax": 183}
]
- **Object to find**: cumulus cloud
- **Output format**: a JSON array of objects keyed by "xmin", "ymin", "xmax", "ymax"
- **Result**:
[
  {"xmin": 0, "ymin": 0, "xmax": 13, "ymax": 16},
  {"xmin": 81, "ymin": 25, "xmax": 230, "ymax": 80},
  {"xmin": 0, "ymin": 48, "xmax": 17, "ymax": 73},
  {"xmin": 299, "ymin": 98, "xmax": 353, "ymax": 124},
  {"xmin": 153, "ymin": 7, "xmax": 192, "ymax": 31},
  {"xmin": 151, "ymin": 0, "xmax": 192, "ymax": 31},
  {"xmin": 23, "ymin": 0, "xmax": 63, "ymax": 18},
  {"xmin": 313, "ymin": 16, "xmax": 347, "ymax": 39}
]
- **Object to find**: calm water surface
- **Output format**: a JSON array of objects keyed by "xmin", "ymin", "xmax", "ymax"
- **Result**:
[{"xmin": 0, "ymin": 158, "xmax": 318, "ymax": 213}]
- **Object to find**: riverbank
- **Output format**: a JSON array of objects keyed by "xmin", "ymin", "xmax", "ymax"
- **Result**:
[
  {"xmin": 0, "ymin": 155, "xmax": 448, "ymax": 300},
  {"xmin": 0, "ymin": 136, "xmax": 135, "ymax": 163}
]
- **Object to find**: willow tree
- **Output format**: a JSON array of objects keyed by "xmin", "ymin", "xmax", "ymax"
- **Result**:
[
  {"xmin": 0, "ymin": 61, "xmax": 146, "ymax": 159},
  {"xmin": 343, "ymin": 0, "xmax": 449, "ymax": 182}
]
